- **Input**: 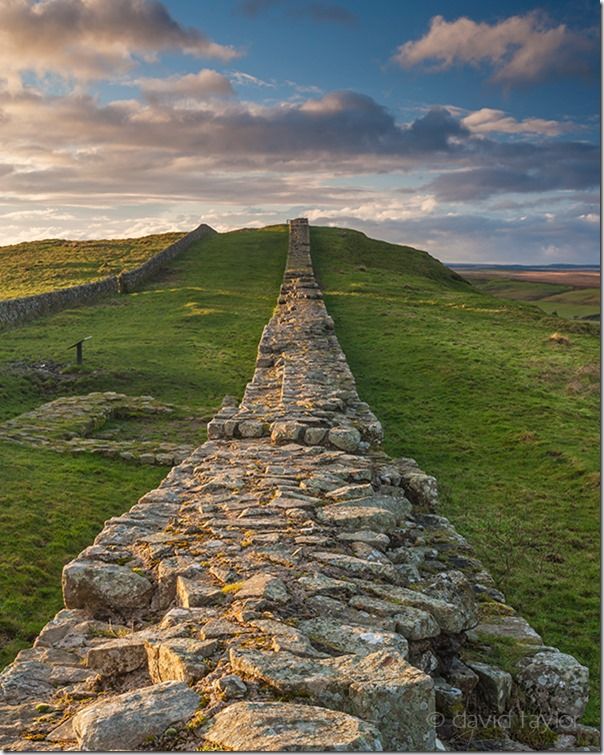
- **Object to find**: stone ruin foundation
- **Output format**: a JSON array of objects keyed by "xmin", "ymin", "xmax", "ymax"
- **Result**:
[{"xmin": 0, "ymin": 218, "xmax": 594, "ymax": 751}]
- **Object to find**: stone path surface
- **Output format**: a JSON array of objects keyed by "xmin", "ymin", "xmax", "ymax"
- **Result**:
[{"xmin": 0, "ymin": 219, "xmax": 593, "ymax": 751}]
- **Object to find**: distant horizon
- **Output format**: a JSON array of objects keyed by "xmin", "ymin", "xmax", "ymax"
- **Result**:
[{"xmin": 0, "ymin": 0, "xmax": 599, "ymax": 264}]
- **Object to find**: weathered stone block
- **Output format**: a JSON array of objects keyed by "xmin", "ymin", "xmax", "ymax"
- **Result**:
[
  {"xmin": 236, "ymin": 573, "xmax": 289, "ymax": 603},
  {"xmin": 298, "ymin": 617, "xmax": 408, "ymax": 658},
  {"xmin": 146, "ymin": 638, "xmax": 217, "ymax": 683},
  {"xmin": 62, "ymin": 560, "xmax": 153, "ymax": 612},
  {"xmin": 176, "ymin": 577, "xmax": 223, "ymax": 608},
  {"xmin": 87, "ymin": 638, "xmax": 147, "ymax": 675},
  {"xmin": 203, "ymin": 701, "xmax": 383, "ymax": 751},
  {"xmin": 318, "ymin": 503, "xmax": 396, "ymax": 533},
  {"xmin": 516, "ymin": 650, "xmax": 589, "ymax": 721},
  {"xmin": 328, "ymin": 426, "xmax": 361, "ymax": 452},
  {"xmin": 467, "ymin": 661, "xmax": 512, "ymax": 714},
  {"xmin": 72, "ymin": 681, "xmax": 199, "ymax": 750}
]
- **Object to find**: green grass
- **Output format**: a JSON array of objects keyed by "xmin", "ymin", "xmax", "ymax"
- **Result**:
[
  {"xmin": 0, "ymin": 444, "xmax": 164, "ymax": 667},
  {"xmin": 0, "ymin": 226, "xmax": 287, "ymax": 663},
  {"xmin": 0, "ymin": 232, "xmax": 185, "ymax": 299},
  {"xmin": 311, "ymin": 226, "xmax": 600, "ymax": 724},
  {"xmin": 538, "ymin": 288, "xmax": 600, "ymax": 319}
]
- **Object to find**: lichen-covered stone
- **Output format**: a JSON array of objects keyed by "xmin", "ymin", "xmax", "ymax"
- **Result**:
[
  {"xmin": 516, "ymin": 650, "xmax": 589, "ymax": 721},
  {"xmin": 318, "ymin": 504, "xmax": 396, "ymax": 533},
  {"xmin": 467, "ymin": 661, "xmax": 512, "ymax": 714},
  {"xmin": 203, "ymin": 701, "xmax": 383, "ymax": 751},
  {"xmin": 87, "ymin": 638, "xmax": 147, "ymax": 675},
  {"xmin": 298, "ymin": 617, "xmax": 409, "ymax": 657},
  {"xmin": 328, "ymin": 426, "xmax": 361, "ymax": 452},
  {"xmin": 236, "ymin": 573, "xmax": 289, "ymax": 603},
  {"xmin": 72, "ymin": 681, "xmax": 199, "ymax": 750},
  {"xmin": 62, "ymin": 560, "xmax": 153, "ymax": 612},
  {"xmin": 147, "ymin": 638, "xmax": 217, "ymax": 683},
  {"xmin": 175, "ymin": 577, "xmax": 223, "ymax": 608}
]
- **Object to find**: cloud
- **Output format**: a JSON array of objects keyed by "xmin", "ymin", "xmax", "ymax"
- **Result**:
[
  {"xmin": 462, "ymin": 108, "xmax": 574, "ymax": 137},
  {"xmin": 137, "ymin": 69, "xmax": 234, "ymax": 101},
  {"xmin": 229, "ymin": 71, "xmax": 276, "ymax": 88},
  {"xmin": 426, "ymin": 139, "xmax": 599, "ymax": 200},
  {"xmin": 392, "ymin": 12, "xmax": 597, "ymax": 86},
  {"xmin": 0, "ymin": 87, "xmax": 597, "ymax": 202},
  {"xmin": 0, "ymin": 0, "xmax": 239, "ymax": 84}
]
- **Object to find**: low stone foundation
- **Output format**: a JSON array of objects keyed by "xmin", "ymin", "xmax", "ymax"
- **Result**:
[{"xmin": 0, "ymin": 392, "xmax": 195, "ymax": 465}]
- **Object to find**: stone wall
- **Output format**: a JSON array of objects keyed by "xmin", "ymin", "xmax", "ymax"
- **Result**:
[
  {"xmin": 0, "ymin": 276, "xmax": 119, "ymax": 329},
  {"xmin": 117, "ymin": 223, "xmax": 216, "ymax": 293},
  {"xmin": 0, "ymin": 219, "xmax": 593, "ymax": 752},
  {"xmin": 0, "ymin": 223, "xmax": 216, "ymax": 329}
]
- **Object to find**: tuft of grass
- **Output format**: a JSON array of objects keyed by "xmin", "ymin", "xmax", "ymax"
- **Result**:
[
  {"xmin": 221, "ymin": 581, "xmax": 244, "ymax": 594},
  {"xmin": 311, "ymin": 225, "xmax": 600, "ymax": 724},
  {"xmin": 548, "ymin": 331, "xmax": 571, "ymax": 346},
  {"xmin": 510, "ymin": 715, "xmax": 557, "ymax": 750}
]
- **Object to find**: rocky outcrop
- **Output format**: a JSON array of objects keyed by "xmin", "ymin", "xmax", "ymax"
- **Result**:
[
  {"xmin": 0, "ymin": 223, "xmax": 215, "ymax": 329},
  {"xmin": 0, "ymin": 219, "xmax": 593, "ymax": 751}
]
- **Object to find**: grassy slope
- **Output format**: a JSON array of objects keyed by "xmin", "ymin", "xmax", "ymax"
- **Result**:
[
  {"xmin": 311, "ymin": 226, "xmax": 600, "ymax": 723},
  {"xmin": 0, "ymin": 233, "xmax": 184, "ymax": 299},
  {"xmin": 537, "ymin": 288, "xmax": 601, "ymax": 319},
  {"xmin": 0, "ymin": 227, "xmax": 287, "ymax": 666}
]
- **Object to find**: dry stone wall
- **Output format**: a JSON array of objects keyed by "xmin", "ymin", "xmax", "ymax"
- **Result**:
[
  {"xmin": 0, "ymin": 219, "xmax": 593, "ymax": 752},
  {"xmin": 0, "ymin": 223, "xmax": 216, "ymax": 329},
  {"xmin": 0, "ymin": 276, "xmax": 119, "ymax": 330},
  {"xmin": 117, "ymin": 223, "xmax": 215, "ymax": 293}
]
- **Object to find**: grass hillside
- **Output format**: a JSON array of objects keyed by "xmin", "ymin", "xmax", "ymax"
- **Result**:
[
  {"xmin": 311, "ymin": 226, "xmax": 600, "ymax": 723},
  {"xmin": 0, "ymin": 233, "xmax": 184, "ymax": 299},
  {"xmin": 0, "ymin": 227, "xmax": 287, "ymax": 666}
]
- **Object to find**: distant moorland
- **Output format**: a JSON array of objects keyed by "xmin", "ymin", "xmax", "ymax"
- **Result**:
[{"xmin": 451, "ymin": 265, "xmax": 600, "ymax": 321}]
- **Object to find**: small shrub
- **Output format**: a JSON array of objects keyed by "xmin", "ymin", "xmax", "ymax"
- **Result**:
[{"xmin": 548, "ymin": 331, "xmax": 571, "ymax": 346}]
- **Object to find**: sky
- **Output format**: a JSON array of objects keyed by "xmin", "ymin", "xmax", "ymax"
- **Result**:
[{"xmin": 0, "ymin": 0, "xmax": 600, "ymax": 263}]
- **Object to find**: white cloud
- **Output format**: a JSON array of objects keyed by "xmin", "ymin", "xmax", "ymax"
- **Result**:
[
  {"xmin": 462, "ymin": 108, "xmax": 573, "ymax": 137},
  {"xmin": 305, "ymin": 194, "xmax": 437, "ymax": 223},
  {"xmin": 0, "ymin": 0, "xmax": 239, "ymax": 85},
  {"xmin": 392, "ymin": 12, "xmax": 596, "ymax": 86},
  {"xmin": 229, "ymin": 71, "xmax": 276, "ymax": 88},
  {"xmin": 137, "ymin": 69, "xmax": 234, "ymax": 101}
]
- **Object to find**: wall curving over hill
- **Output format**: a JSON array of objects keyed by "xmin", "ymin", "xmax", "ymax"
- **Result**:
[
  {"xmin": 0, "ymin": 219, "xmax": 592, "ymax": 751},
  {"xmin": 0, "ymin": 223, "xmax": 216, "ymax": 329}
]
